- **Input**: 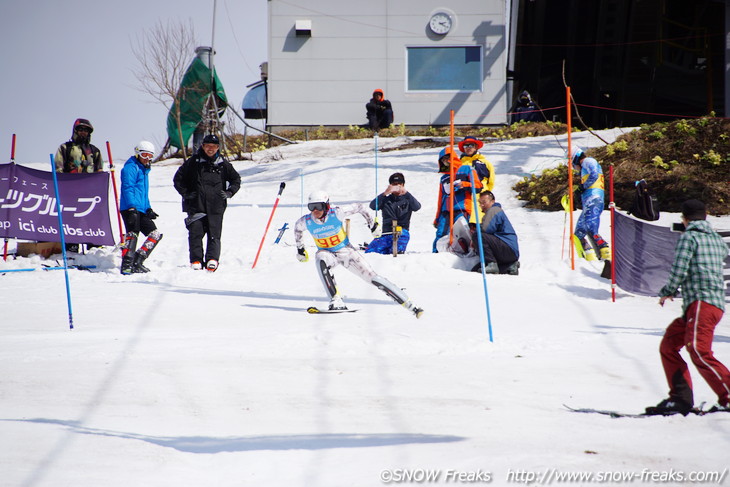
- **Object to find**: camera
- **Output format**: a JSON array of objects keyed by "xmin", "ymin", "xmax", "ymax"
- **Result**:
[{"xmin": 671, "ymin": 222, "xmax": 686, "ymax": 232}]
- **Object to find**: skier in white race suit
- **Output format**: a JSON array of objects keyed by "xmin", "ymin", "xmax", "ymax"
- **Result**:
[{"xmin": 294, "ymin": 190, "xmax": 423, "ymax": 318}]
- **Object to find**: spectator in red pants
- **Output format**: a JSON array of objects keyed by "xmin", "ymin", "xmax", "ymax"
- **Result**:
[{"xmin": 646, "ymin": 199, "xmax": 730, "ymax": 415}]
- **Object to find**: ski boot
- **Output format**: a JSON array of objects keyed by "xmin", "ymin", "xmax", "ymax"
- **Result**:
[
  {"xmin": 191, "ymin": 261, "xmax": 203, "ymax": 270},
  {"xmin": 506, "ymin": 261, "xmax": 520, "ymax": 275},
  {"xmin": 328, "ymin": 294, "xmax": 347, "ymax": 311},
  {"xmin": 599, "ymin": 246, "xmax": 611, "ymax": 260},
  {"xmin": 583, "ymin": 248, "xmax": 597, "ymax": 261},
  {"xmin": 120, "ymin": 254, "xmax": 134, "ymax": 275},
  {"xmin": 206, "ymin": 259, "xmax": 219, "ymax": 272},
  {"xmin": 131, "ymin": 252, "xmax": 150, "ymax": 273}
]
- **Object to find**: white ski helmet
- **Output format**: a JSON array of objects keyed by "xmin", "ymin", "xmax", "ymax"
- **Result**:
[
  {"xmin": 308, "ymin": 190, "xmax": 329, "ymax": 205},
  {"xmin": 135, "ymin": 140, "xmax": 156, "ymax": 159}
]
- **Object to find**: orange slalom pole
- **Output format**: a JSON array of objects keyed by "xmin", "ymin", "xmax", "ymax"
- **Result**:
[
  {"xmin": 106, "ymin": 142, "xmax": 125, "ymax": 246},
  {"xmin": 252, "ymin": 182, "xmax": 286, "ymax": 269},
  {"xmin": 566, "ymin": 86, "xmax": 575, "ymax": 269}
]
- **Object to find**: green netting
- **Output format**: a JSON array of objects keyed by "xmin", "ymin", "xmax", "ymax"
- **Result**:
[{"xmin": 166, "ymin": 57, "xmax": 227, "ymax": 150}]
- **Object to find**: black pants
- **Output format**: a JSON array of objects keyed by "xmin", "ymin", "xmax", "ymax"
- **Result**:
[
  {"xmin": 367, "ymin": 109, "xmax": 393, "ymax": 130},
  {"xmin": 187, "ymin": 212, "xmax": 224, "ymax": 263},
  {"xmin": 121, "ymin": 209, "xmax": 157, "ymax": 237},
  {"xmin": 481, "ymin": 234, "xmax": 518, "ymax": 272}
]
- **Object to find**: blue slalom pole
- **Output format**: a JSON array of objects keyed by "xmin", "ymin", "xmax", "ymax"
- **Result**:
[
  {"xmin": 299, "ymin": 168, "xmax": 304, "ymax": 215},
  {"xmin": 468, "ymin": 171, "xmax": 493, "ymax": 342},
  {"xmin": 374, "ymin": 132, "xmax": 379, "ymax": 218},
  {"xmin": 49, "ymin": 154, "xmax": 74, "ymax": 329}
]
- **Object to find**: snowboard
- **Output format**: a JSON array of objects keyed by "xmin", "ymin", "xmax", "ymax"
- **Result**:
[{"xmin": 306, "ymin": 307, "xmax": 358, "ymax": 314}]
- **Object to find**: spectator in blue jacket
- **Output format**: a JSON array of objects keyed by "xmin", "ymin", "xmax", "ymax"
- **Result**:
[
  {"xmin": 471, "ymin": 190, "xmax": 520, "ymax": 275},
  {"xmin": 119, "ymin": 141, "xmax": 163, "ymax": 275},
  {"xmin": 366, "ymin": 172, "xmax": 421, "ymax": 254}
]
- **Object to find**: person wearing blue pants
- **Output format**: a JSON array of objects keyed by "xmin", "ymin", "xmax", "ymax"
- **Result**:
[{"xmin": 573, "ymin": 148, "xmax": 610, "ymax": 261}]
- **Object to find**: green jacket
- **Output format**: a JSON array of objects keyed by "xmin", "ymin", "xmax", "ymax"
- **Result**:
[{"xmin": 659, "ymin": 220, "xmax": 728, "ymax": 313}]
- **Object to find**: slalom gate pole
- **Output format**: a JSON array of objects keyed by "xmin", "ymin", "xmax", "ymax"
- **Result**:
[
  {"xmin": 3, "ymin": 134, "xmax": 16, "ymax": 261},
  {"xmin": 374, "ymin": 133, "xmax": 379, "ymax": 224},
  {"xmin": 252, "ymin": 182, "xmax": 286, "ymax": 269},
  {"xmin": 49, "ymin": 154, "xmax": 74, "ymax": 329},
  {"xmin": 469, "ymin": 170, "xmax": 493, "ymax": 342},
  {"xmin": 566, "ymin": 86, "xmax": 575, "ymax": 270},
  {"xmin": 609, "ymin": 165, "xmax": 616, "ymax": 302},
  {"xmin": 448, "ymin": 110, "xmax": 456, "ymax": 246},
  {"xmin": 299, "ymin": 168, "xmax": 304, "ymax": 215},
  {"xmin": 105, "ymin": 142, "xmax": 125, "ymax": 246}
]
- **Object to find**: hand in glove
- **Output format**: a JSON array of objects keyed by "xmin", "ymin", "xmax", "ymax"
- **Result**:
[
  {"xmin": 296, "ymin": 247, "xmax": 309, "ymax": 262},
  {"xmin": 220, "ymin": 190, "xmax": 233, "ymax": 199},
  {"xmin": 145, "ymin": 208, "xmax": 159, "ymax": 220},
  {"xmin": 371, "ymin": 221, "xmax": 382, "ymax": 238}
]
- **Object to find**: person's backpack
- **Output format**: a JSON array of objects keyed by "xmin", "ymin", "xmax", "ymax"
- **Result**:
[{"xmin": 628, "ymin": 179, "xmax": 660, "ymax": 221}]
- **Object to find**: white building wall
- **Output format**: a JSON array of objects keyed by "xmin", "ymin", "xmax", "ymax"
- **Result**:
[{"xmin": 268, "ymin": 0, "xmax": 508, "ymax": 127}]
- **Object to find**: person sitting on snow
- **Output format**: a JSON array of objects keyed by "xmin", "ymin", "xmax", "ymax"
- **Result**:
[
  {"xmin": 294, "ymin": 190, "xmax": 423, "ymax": 317},
  {"xmin": 433, "ymin": 147, "xmax": 482, "ymax": 252},
  {"xmin": 470, "ymin": 190, "xmax": 520, "ymax": 275},
  {"xmin": 366, "ymin": 172, "xmax": 421, "ymax": 254}
]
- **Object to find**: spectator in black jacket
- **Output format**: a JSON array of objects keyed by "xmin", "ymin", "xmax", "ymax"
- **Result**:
[
  {"xmin": 366, "ymin": 172, "xmax": 421, "ymax": 254},
  {"xmin": 173, "ymin": 134, "xmax": 241, "ymax": 271},
  {"xmin": 366, "ymin": 89, "xmax": 394, "ymax": 131}
]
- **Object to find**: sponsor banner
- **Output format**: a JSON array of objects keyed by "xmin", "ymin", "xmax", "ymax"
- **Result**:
[
  {"xmin": 614, "ymin": 211, "xmax": 730, "ymax": 296},
  {"xmin": 0, "ymin": 162, "xmax": 114, "ymax": 245}
]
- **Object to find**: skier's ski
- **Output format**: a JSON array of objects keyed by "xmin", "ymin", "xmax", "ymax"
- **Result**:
[
  {"xmin": 307, "ymin": 306, "xmax": 358, "ymax": 314},
  {"xmin": 564, "ymin": 404, "xmax": 702, "ymax": 418}
]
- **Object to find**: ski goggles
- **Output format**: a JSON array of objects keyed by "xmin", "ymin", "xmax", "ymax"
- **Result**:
[
  {"xmin": 138, "ymin": 151, "xmax": 154, "ymax": 159},
  {"xmin": 308, "ymin": 202, "xmax": 327, "ymax": 212}
]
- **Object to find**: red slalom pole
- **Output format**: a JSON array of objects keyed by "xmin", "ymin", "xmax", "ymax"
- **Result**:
[
  {"xmin": 106, "ymin": 141, "xmax": 125, "ymax": 246},
  {"xmin": 252, "ymin": 182, "xmax": 286, "ymax": 269},
  {"xmin": 3, "ymin": 134, "xmax": 17, "ymax": 261}
]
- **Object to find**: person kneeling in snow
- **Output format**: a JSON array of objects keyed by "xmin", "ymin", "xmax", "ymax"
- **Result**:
[
  {"xmin": 294, "ymin": 191, "xmax": 423, "ymax": 317},
  {"xmin": 470, "ymin": 191, "xmax": 520, "ymax": 275},
  {"xmin": 119, "ymin": 141, "xmax": 163, "ymax": 275},
  {"xmin": 366, "ymin": 172, "xmax": 421, "ymax": 254}
]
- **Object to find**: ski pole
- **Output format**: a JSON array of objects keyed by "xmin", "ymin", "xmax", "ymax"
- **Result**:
[
  {"xmin": 49, "ymin": 154, "xmax": 74, "ymax": 330},
  {"xmin": 469, "ymin": 170, "xmax": 493, "ymax": 342},
  {"xmin": 3, "ymin": 134, "xmax": 16, "ymax": 261},
  {"xmin": 106, "ymin": 141, "xmax": 125, "ymax": 246},
  {"xmin": 274, "ymin": 223, "xmax": 289, "ymax": 244},
  {"xmin": 252, "ymin": 182, "xmax": 286, "ymax": 269}
]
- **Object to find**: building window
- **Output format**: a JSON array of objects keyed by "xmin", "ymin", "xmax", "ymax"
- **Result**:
[{"xmin": 406, "ymin": 46, "xmax": 482, "ymax": 91}]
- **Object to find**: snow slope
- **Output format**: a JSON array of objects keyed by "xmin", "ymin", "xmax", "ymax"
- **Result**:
[{"xmin": 1, "ymin": 130, "xmax": 729, "ymax": 487}]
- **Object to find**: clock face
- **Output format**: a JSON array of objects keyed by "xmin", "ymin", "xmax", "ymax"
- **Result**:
[{"xmin": 429, "ymin": 12, "xmax": 452, "ymax": 35}]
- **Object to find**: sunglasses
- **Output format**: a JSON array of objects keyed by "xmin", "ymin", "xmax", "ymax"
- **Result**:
[
  {"xmin": 463, "ymin": 143, "xmax": 476, "ymax": 148},
  {"xmin": 308, "ymin": 202, "xmax": 327, "ymax": 212}
]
